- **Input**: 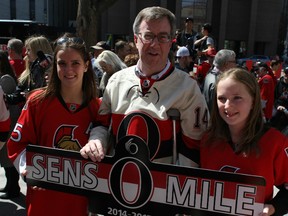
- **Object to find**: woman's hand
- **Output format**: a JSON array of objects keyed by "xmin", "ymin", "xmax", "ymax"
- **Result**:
[
  {"xmin": 259, "ymin": 204, "xmax": 275, "ymax": 216},
  {"xmin": 22, "ymin": 169, "xmax": 46, "ymax": 190}
]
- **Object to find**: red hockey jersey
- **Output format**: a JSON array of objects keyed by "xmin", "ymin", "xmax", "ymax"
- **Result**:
[
  {"xmin": 7, "ymin": 91, "xmax": 102, "ymax": 216},
  {"xmin": 200, "ymin": 128, "xmax": 288, "ymax": 202}
]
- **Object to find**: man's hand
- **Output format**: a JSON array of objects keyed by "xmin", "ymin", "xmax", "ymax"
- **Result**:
[{"xmin": 80, "ymin": 139, "xmax": 105, "ymax": 162}]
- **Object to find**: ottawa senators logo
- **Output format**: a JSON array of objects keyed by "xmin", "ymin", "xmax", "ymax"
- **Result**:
[{"xmin": 53, "ymin": 125, "xmax": 81, "ymax": 151}]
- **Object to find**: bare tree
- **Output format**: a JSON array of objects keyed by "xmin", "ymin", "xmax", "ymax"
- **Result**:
[{"xmin": 76, "ymin": 0, "xmax": 118, "ymax": 47}]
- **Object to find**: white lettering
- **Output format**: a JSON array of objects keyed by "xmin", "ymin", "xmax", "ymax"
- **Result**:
[
  {"xmin": 166, "ymin": 175, "xmax": 197, "ymax": 207},
  {"xmin": 83, "ymin": 163, "xmax": 98, "ymax": 189},
  {"xmin": 200, "ymin": 180, "xmax": 210, "ymax": 209},
  {"xmin": 63, "ymin": 160, "xmax": 81, "ymax": 186},
  {"xmin": 214, "ymin": 181, "xmax": 232, "ymax": 213},
  {"xmin": 235, "ymin": 185, "xmax": 256, "ymax": 215},
  {"xmin": 47, "ymin": 157, "xmax": 61, "ymax": 182},
  {"xmin": 32, "ymin": 155, "xmax": 45, "ymax": 179}
]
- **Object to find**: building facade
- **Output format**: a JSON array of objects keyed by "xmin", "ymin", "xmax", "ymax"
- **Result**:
[{"xmin": 0, "ymin": 0, "xmax": 286, "ymax": 57}]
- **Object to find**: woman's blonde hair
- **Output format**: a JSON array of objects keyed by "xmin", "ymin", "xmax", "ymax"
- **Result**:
[
  {"xmin": 96, "ymin": 50, "xmax": 127, "ymax": 72},
  {"xmin": 18, "ymin": 35, "xmax": 53, "ymax": 85}
]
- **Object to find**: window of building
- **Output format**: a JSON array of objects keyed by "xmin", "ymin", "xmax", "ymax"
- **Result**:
[{"xmin": 10, "ymin": 0, "xmax": 16, "ymax": 19}]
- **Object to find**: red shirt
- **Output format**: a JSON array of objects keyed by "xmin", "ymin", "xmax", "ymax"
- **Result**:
[
  {"xmin": 9, "ymin": 59, "xmax": 25, "ymax": 78},
  {"xmin": 258, "ymin": 74, "xmax": 275, "ymax": 119},
  {"xmin": 8, "ymin": 90, "xmax": 103, "ymax": 216},
  {"xmin": 200, "ymin": 128, "xmax": 288, "ymax": 203}
]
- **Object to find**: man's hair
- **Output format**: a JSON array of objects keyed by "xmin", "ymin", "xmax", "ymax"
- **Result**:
[
  {"xmin": 213, "ymin": 49, "xmax": 236, "ymax": 69},
  {"xmin": 133, "ymin": 6, "xmax": 176, "ymax": 37},
  {"xmin": 202, "ymin": 23, "xmax": 212, "ymax": 33},
  {"xmin": 114, "ymin": 40, "xmax": 128, "ymax": 54},
  {"xmin": 7, "ymin": 38, "xmax": 24, "ymax": 55}
]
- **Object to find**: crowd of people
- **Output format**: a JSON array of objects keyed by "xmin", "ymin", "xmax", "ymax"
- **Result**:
[{"xmin": 0, "ymin": 5, "xmax": 287, "ymax": 216}]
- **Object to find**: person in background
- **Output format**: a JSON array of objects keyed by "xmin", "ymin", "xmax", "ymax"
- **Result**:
[
  {"xmin": 114, "ymin": 40, "xmax": 131, "ymax": 62},
  {"xmin": 7, "ymin": 34, "xmax": 105, "ymax": 216},
  {"xmin": 96, "ymin": 50, "xmax": 127, "ymax": 96},
  {"xmin": 176, "ymin": 17, "xmax": 197, "ymax": 56},
  {"xmin": 124, "ymin": 53, "xmax": 139, "ymax": 67},
  {"xmin": 5, "ymin": 35, "xmax": 53, "ymax": 106},
  {"xmin": 200, "ymin": 68, "xmax": 288, "ymax": 216},
  {"xmin": 81, "ymin": 6, "xmax": 208, "ymax": 168},
  {"xmin": 90, "ymin": 40, "xmax": 111, "ymax": 84},
  {"xmin": 255, "ymin": 62, "xmax": 275, "ymax": 121},
  {"xmin": 202, "ymin": 49, "xmax": 237, "ymax": 112},
  {"xmin": 270, "ymin": 59, "xmax": 281, "ymax": 76},
  {"xmin": 192, "ymin": 48, "xmax": 215, "ymax": 90},
  {"xmin": 174, "ymin": 46, "xmax": 193, "ymax": 73},
  {"xmin": 0, "ymin": 51, "xmax": 21, "ymax": 199},
  {"xmin": 194, "ymin": 23, "xmax": 215, "ymax": 63},
  {"xmin": 7, "ymin": 38, "xmax": 25, "ymax": 78},
  {"xmin": 0, "ymin": 86, "xmax": 10, "ymax": 147},
  {"xmin": 128, "ymin": 41, "xmax": 139, "ymax": 54},
  {"xmin": 270, "ymin": 67, "xmax": 288, "ymax": 133}
]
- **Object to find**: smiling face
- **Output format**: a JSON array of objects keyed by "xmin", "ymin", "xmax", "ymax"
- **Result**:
[
  {"xmin": 134, "ymin": 18, "xmax": 172, "ymax": 76},
  {"xmin": 56, "ymin": 47, "xmax": 88, "ymax": 91},
  {"xmin": 217, "ymin": 77, "xmax": 254, "ymax": 132}
]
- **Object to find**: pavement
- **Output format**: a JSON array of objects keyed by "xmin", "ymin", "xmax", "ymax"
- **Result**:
[{"xmin": 0, "ymin": 166, "xmax": 26, "ymax": 216}]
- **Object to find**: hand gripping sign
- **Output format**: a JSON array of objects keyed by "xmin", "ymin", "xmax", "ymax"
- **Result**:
[{"xmin": 26, "ymin": 135, "xmax": 265, "ymax": 216}]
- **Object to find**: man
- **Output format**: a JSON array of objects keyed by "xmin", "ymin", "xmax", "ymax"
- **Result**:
[
  {"xmin": 90, "ymin": 41, "xmax": 111, "ymax": 84},
  {"xmin": 256, "ymin": 62, "xmax": 275, "ymax": 121},
  {"xmin": 175, "ymin": 46, "xmax": 193, "ymax": 73},
  {"xmin": 7, "ymin": 38, "xmax": 25, "ymax": 78},
  {"xmin": 192, "ymin": 48, "xmax": 216, "ymax": 90},
  {"xmin": 176, "ymin": 17, "xmax": 197, "ymax": 56},
  {"xmin": 81, "ymin": 6, "xmax": 208, "ymax": 167},
  {"xmin": 114, "ymin": 40, "xmax": 131, "ymax": 62},
  {"xmin": 194, "ymin": 23, "xmax": 215, "ymax": 63},
  {"xmin": 202, "ymin": 49, "xmax": 237, "ymax": 112}
]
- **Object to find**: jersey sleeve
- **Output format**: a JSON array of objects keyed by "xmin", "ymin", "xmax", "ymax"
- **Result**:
[
  {"xmin": 178, "ymin": 80, "xmax": 209, "ymax": 166},
  {"xmin": 7, "ymin": 97, "xmax": 38, "ymax": 162}
]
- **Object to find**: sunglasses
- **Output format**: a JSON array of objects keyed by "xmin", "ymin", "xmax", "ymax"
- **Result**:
[{"xmin": 56, "ymin": 37, "xmax": 85, "ymax": 45}]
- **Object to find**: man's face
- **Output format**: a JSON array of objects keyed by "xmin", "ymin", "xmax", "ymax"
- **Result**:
[
  {"xmin": 93, "ymin": 49, "xmax": 103, "ymax": 58},
  {"xmin": 134, "ymin": 18, "xmax": 172, "ymax": 76},
  {"xmin": 256, "ymin": 67, "xmax": 266, "ymax": 78},
  {"xmin": 185, "ymin": 20, "xmax": 193, "ymax": 30}
]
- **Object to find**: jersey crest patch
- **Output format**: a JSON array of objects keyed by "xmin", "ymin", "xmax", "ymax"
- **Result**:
[{"xmin": 53, "ymin": 124, "xmax": 81, "ymax": 151}]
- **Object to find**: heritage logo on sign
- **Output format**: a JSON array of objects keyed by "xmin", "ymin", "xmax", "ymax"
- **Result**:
[{"xmin": 26, "ymin": 136, "xmax": 266, "ymax": 216}]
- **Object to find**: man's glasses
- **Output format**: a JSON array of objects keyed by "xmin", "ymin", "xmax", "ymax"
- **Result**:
[
  {"xmin": 137, "ymin": 32, "xmax": 171, "ymax": 44},
  {"xmin": 56, "ymin": 37, "xmax": 85, "ymax": 45}
]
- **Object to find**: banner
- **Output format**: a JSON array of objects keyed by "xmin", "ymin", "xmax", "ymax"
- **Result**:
[{"xmin": 26, "ymin": 136, "xmax": 265, "ymax": 216}]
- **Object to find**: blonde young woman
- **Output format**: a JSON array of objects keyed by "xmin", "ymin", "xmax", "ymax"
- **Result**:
[{"xmin": 6, "ymin": 36, "xmax": 53, "ymax": 106}]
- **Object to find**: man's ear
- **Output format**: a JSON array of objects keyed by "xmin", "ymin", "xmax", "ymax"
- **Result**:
[{"xmin": 134, "ymin": 34, "xmax": 138, "ymax": 44}]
